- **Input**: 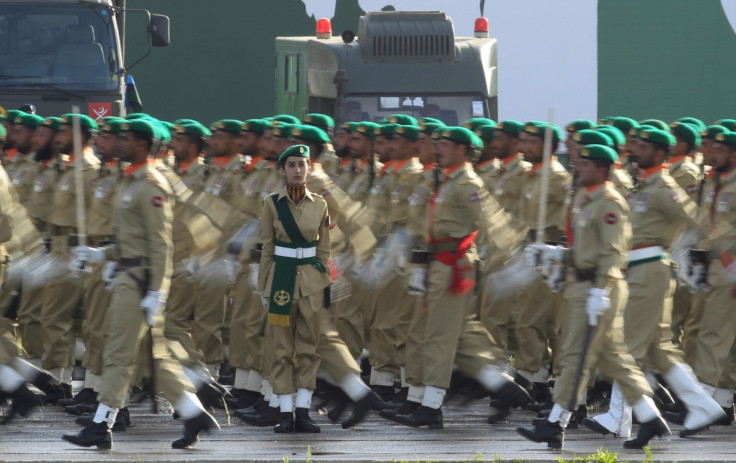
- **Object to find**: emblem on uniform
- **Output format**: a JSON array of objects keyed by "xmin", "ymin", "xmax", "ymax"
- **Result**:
[
  {"xmin": 469, "ymin": 191, "xmax": 481, "ymax": 202},
  {"xmin": 273, "ymin": 290, "xmax": 291, "ymax": 306},
  {"xmin": 604, "ymin": 213, "xmax": 617, "ymax": 224},
  {"xmin": 152, "ymin": 196, "xmax": 165, "ymax": 207}
]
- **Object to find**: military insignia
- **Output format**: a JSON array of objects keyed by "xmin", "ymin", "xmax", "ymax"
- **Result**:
[
  {"xmin": 152, "ymin": 195, "xmax": 165, "ymax": 207},
  {"xmin": 469, "ymin": 191, "xmax": 481, "ymax": 202},
  {"xmin": 604, "ymin": 213, "xmax": 617, "ymax": 224},
  {"xmin": 273, "ymin": 290, "xmax": 291, "ymax": 306},
  {"xmin": 686, "ymin": 184, "xmax": 698, "ymax": 195},
  {"xmin": 717, "ymin": 193, "xmax": 732, "ymax": 213},
  {"xmin": 671, "ymin": 189, "xmax": 685, "ymax": 203}
]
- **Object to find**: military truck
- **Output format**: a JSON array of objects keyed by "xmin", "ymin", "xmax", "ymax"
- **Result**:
[
  {"xmin": 0, "ymin": 0, "xmax": 169, "ymax": 119},
  {"xmin": 275, "ymin": 10, "xmax": 497, "ymax": 127}
]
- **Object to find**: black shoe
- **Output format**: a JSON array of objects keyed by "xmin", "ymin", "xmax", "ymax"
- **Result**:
[
  {"xmin": 0, "ymin": 384, "xmax": 39, "ymax": 424},
  {"xmin": 39, "ymin": 383, "xmax": 72, "ymax": 405},
  {"xmin": 581, "ymin": 417, "xmax": 612, "ymax": 436},
  {"xmin": 58, "ymin": 388, "xmax": 97, "ymax": 407},
  {"xmin": 567, "ymin": 404, "xmax": 587, "ymax": 429},
  {"xmin": 380, "ymin": 400, "xmax": 419, "ymax": 422},
  {"xmin": 394, "ymin": 405, "xmax": 443, "ymax": 429},
  {"xmin": 516, "ymin": 420, "xmax": 564, "ymax": 449},
  {"xmin": 196, "ymin": 381, "xmax": 230, "ymax": 410},
  {"xmin": 225, "ymin": 389, "xmax": 261, "ymax": 410},
  {"xmin": 65, "ymin": 402, "xmax": 98, "ymax": 416},
  {"xmin": 274, "ymin": 412, "xmax": 294, "ymax": 433},
  {"xmin": 623, "ymin": 416, "xmax": 670, "ymax": 449},
  {"xmin": 217, "ymin": 363, "xmax": 235, "ymax": 386},
  {"xmin": 294, "ymin": 408, "xmax": 320, "ymax": 433},
  {"xmin": 342, "ymin": 391, "xmax": 385, "ymax": 428},
  {"xmin": 711, "ymin": 406, "xmax": 735, "ymax": 426},
  {"xmin": 663, "ymin": 409, "xmax": 686, "ymax": 426},
  {"xmin": 497, "ymin": 380, "xmax": 533, "ymax": 409},
  {"xmin": 586, "ymin": 379, "xmax": 612, "ymax": 408},
  {"xmin": 235, "ymin": 397, "xmax": 268, "ymax": 418},
  {"xmin": 326, "ymin": 398, "xmax": 349, "ymax": 422},
  {"xmin": 172, "ymin": 410, "xmax": 219, "ymax": 449},
  {"xmin": 75, "ymin": 407, "xmax": 130, "ymax": 432},
  {"xmin": 385, "ymin": 387, "xmax": 408, "ymax": 408},
  {"xmin": 370, "ymin": 385, "xmax": 396, "ymax": 402},
  {"xmin": 652, "ymin": 383, "xmax": 676, "ymax": 409},
  {"xmin": 240, "ymin": 404, "xmax": 281, "ymax": 427},
  {"xmin": 62, "ymin": 421, "xmax": 112, "ymax": 449}
]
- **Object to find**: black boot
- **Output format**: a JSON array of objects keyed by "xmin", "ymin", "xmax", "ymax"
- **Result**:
[
  {"xmin": 652, "ymin": 383, "xmax": 676, "ymax": 409},
  {"xmin": 566, "ymin": 404, "xmax": 587, "ymax": 429},
  {"xmin": 526, "ymin": 382, "xmax": 553, "ymax": 413},
  {"xmin": 384, "ymin": 387, "xmax": 408, "ymax": 409},
  {"xmin": 394, "ymin": 405, "xmax": 443, "ymax": 429},
  {"xmin": 62, "ymin": 421, "xmax": 112, "ymax": 449},
  {"xmin": 196, "ymin": 381, "xmax": 231, "ymax": 410},
  {"xmin": 488, "ymin": 380, "xmax": 532, "ymax": 424},
  {"xmin": 75, "ymin": 407, "xmax": 130, "ymax": 432},
  {"xmin": 711, "ymin": 405, "xmax": 735, "ymax": 426},
  {"xmin": 58, "ymin": 388, "xmax": 97, "ymax": 407},
  {"xmin": 65, "ymin": 402, "xmax": 98, "ymax": 416},
  {"xmin": 380, "ymin": 399, "xmax": 419, "ymax": 422},
  {"xmin": 662, "ymin": 409, "xmax": 686, "ymax": 426},
  {"xmin": 225, "ymin": 388, "xmax": 261, "ymax": 410},
  {"xmin": 0, "ymin": 384, "xmax": 39, "ymax": 424},
  {"xmin": 516, "ymin": 420, "xmax": 564, "ymax": 449},
  {"xmin": 240, "ymin": 403, "xmax": 281, "ymax": 426},
  {"xmin": 370, "ymin": 385, "xmax": 396, "ymax": 402},
  {"xmin": 581, "ymin": 417, "xmax": 613, "ymax": 436},
  {"xmin": 172, "ymin": 410, "xmax": 219, "ymax": 449},
  {"xmin": 235, "ymin": 397, "xmax": 268, "ymax": 418},
  {"xmin": 294, "ymin": 407, "xmax": 320, "ymax": 433},
  {"xmin": 39, "ymin": 383, "xmax": 72, "ymax": 405},
  {"xmin": 623, "ymin": 416, "xmax": 670, "ymax": 449},
  {"xmin": 342, "ymin": 390, "xmax": 385, "ymax": 428},
  {"xmin": 273, "ymin": 412, "xmax": 294, "ymax": 433}
]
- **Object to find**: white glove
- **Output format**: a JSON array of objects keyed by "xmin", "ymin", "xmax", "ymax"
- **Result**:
[
  {"xmin": 225, "ymin": 259, "xmax": 239, "ymax": 286},
  {"xmin": 71, "ymin": 246, "xmax": 106, "ymax": 264},
  {"xmin": 687, "ymin": 265, "xmax": 708, "ymax": 294},
  {"xmin": 261, "ymin": 296, "xmax": 269, "ymax": 307},
  {"xmin": 249, "ymin": 263, "xmax": 260, "ymax": 291},
  {"xmin": 585, "ymin": 288, "xmax": 611, "ymax": 326},
  {"xmin": 524, "ymin": 243, "xmax": 563, "ymax": 270},
  {"xmin": 546, "ymin": 264, "xmax": 566, "ymax": 294},
  {"xmin": 185, "ymin": 258, "xmax": 199, "ymax": 279},
  {"xmin": 140, "ymin": 290, "xmax": 165, "ymax": 326},
  {"xmin": 102, "ymin": 261, "xmax": 118, "ymax": 289},
  {"xmin": 408, "ymin": 267, "xmax": 427, "ymax": 296}
]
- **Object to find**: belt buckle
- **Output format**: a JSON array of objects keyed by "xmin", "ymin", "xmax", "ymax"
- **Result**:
[{"xmin": 296, "ymin": 247, "xmax": 304, "ymax": 259}]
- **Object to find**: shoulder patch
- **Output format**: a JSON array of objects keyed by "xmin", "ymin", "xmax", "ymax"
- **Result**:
[
  {"xmin": 604, "ymin": 212, "xmax": 617, "ymax": 224},
  {"xmin": 152, "ymin": 195, "xmax": 166, "ymax": 208},
  {"xmin": 469, "ymin": 191, "xmax": 481, "ymax": 202}
]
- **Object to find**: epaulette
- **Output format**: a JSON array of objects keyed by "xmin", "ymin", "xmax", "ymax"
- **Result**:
[
  {"xmin": 605, "ymin": 193, "xmax": 617, "ymax": 201},
  {"xmin": 460, "ymin": 179, "xmax": 474, "ymax": 185}
]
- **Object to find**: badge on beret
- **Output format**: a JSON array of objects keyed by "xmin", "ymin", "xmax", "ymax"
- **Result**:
[
  {"xmin": 122, "ymin": 123, "xmax": 130, "ymax": 130},
  {"xmin": 304, "ymin": 116, "xmax": 313, "ymax": 123},
  {"xmin": 526, "ymin": 125, "xmax": 540, "ymax": 134},
  {"xmin": 604, "ymin": 213, "xmax": 617, "ymax": 224},
  {"xmin": 292, "ymin": 128, "xmax": 302, "ymax": 137},
  {"xmin": 217, "ymin": 122, "xmax": 226, "ymax": 129}
]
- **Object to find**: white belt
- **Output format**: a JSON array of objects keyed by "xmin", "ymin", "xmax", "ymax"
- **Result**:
[
  {"xmin": 274, "ymin": 245, "xmax": 316, "ymax": 259},
  {"xmin": 628, "ymin": 245, "xmax": 665, "ymax": 263}
]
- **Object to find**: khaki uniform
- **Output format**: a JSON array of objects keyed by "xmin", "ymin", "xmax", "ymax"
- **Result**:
[
  {"xmin": 258, "ymin": 187, "xmax": 331, "ymax": 394},
  {"xmin": 317, "ymin": 144, "xmax": 340, "ymax": 178},
  {"xmin": 41, "ymin": 149, "xmax": 99, "ymax": 373},
  {"xmin": 554, "ymin": 181, "xmax": 653, "ymax": 407},
  {"xmin": 97, "ymin": 161, "xmax": 194, "ymax": 408},
  {"xmin": 7, "ymin": 151, "xmax": 37, "ymax": 205},
  {"xmin": 0, "ymin": 166, "xmax": 18, "ymax": 367},
  {"xmin": 610, "ymin": 165, "xmax": 635, "ymax": 198},
  {"xmin": 176, "ymin": 157, "xmax": 207, "ymax": 194},
  {"xmin": 474, "ymin": 159, "xmax": 500, "ymax": 193},
  {"xmin": 336, "ymin": 159, "xmax": 356, "ymax": 192}
]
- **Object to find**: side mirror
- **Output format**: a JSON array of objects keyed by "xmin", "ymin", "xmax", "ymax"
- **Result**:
[{"xmin": 150, "ymin": 14, "xmax": 170, "ymax": 47}]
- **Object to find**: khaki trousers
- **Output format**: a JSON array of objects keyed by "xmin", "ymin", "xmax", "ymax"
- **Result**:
[
  {"xmin": 478, "ymin": 282, "xmax": 513, "ymax": 357},
  {"xmin": 81, "ymin": 262, "xmax": 111, "ymax": 375},
  {"xmin": 670, "ymin": 283, "xmax": 691, "ymax": 348},
  {"xmin": 367, "ymin": 280, "xmax": 401, "ymax": 377},
  {"xmin": 0, "ymin": 316, "xmax": 17, "ymax": 365},
  {"xmin": 98, "ymin": 269, "xmax": 194, "ymax": 408},
  {"xmin": 553, "ymin": 279, "xmax": 653, "ymax": 408},
  {"xmin": 682, "ymin": 291, "xmax": 705, "ymax": 367},
  {"xmin": 228, "ymin": 265, "xmax": 264, "ymax": 370},
  {"xmin": 17, "ymin": 271, "xmax": 44, "ymax": 359},
  {"xmin": 317, "ymin": 312, "xmax": 361, "ymax": 382},
  {"xmin": 514, "ymin": 274, "xmax": 554, "ymax": 373},
  {"xmin": 269, "ymin": 291, "xmax": 323, "ymax": 394},
  {"xmin": 192, "ymin": 259, "xmax": 228, "ymax": 365},
  {"xmin": 164, "ymin": 269, "xmax": 204, "ymax": 368},
  {"xmin": 404, "ymin": 291, "xmax": 427, "ymax": 387},
  {"xmin": 334, "ymin": 278, "xmax": 368, "ymax": 359}
]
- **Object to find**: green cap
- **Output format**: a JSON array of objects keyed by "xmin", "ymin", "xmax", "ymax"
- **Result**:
[
  {"xmin": 715, "ymin": 119, "xmax": 736, "ymax": 131},
  {"xmin": 302, "ymin": 114, "xmax": 335, "ymax": 132},
  {"xmin": 523, "ymin": 121, "xmax": 562, "ymax": 141},
  {"xmin": 42, "ymin": 116, "xmax": 63, "ymax": 131},
  {"xmin": 154, "ymin": 120, "xmax": 172, "ymax": 144},
  {"xmin": 387, "ymin": 114, "xmax": 419, "ymax": 127},
  {"xmin": 597, "ymin": 116, "xmax": 614, "ymax": 124},
  {"xmin": 121, "ymin": 119, "xmax": 159, "ymax": 138},
  {"xmin": 278, "ymin": 144, "xmax": 310, "ymax": 164},
  {"xmin": 210, "ymin": 119, "xmax": 244, "ymax": 135},
  {"xmin": 100, "ymin": 117, "xmax": 127, "ymax": 134},
  {"xmin": 0, "ymin": 125, "xmax": 4, "ymax": 138},
  {"xmin": 339, "ymin": 121, "xmax": 359, "ymax": 133},
  {"xmin": 419, "ymin": 121, "xmax": 444, "ymax": 135},
  {"xmin": 270, "ymin": 114, "xmax": 301, "ymax": 125},
  {"xmin": 595, "ymin": 126, "xmax": 626, "ymax": 149},
  {"xmin": 420, "ymin": 117, "xmax": 443, "ymax": 125},
  {"xmin": 375, "ymin": 123, "xmax": 398, "ymax": 137},
  {"xmin": 13, "ymin": 113, "xmax": 45, "ymax": 129},
  {"xmin": 272, "ymin": 123, "xmax": 294, "ymax": 139},
  {"xmin": 578, "ymin": 144, "xmax": 619, "ymax": 163},
  {"xmin": 566, "ymin": 119, "xmax": 595, "ymax": 133},
  {"xmin": 701, "ymin": 125, "xmax": 729, "ymax": 139},
  {"xmin": 474, "ymin": 124, "xmax": 496, "ymax": 141},
  {"xmin": 463, "ymin": 117, "xmax": 496, "ymax": 132},
  {"xmin": 394, "ymin": 124, "xmax": 420, "ymax": 141},
  {"xmin": 670, "ymin": 121, "xmax": 701, "ymax": 148},
  {"xmin": 676, "ymin": 117, "xmax": 706, "ymax": 132},
  {"xmin": 175, "ymin": 122, "xmax": 211, "ymax": 138},
  {"xmin": 354, "ymin": 121, "xmax": 380, "ymax": 139},
  {"xmin": 241, "ymin": 118, "xmax": 272, "ymax": 134},
  {"xmin": 496, "ymin": 120, "xmax": 524, "ymax": 135},
  {"xmin": 638, "ymin": 119, "xmax": 669, "ymax": 131},
  {"xmin": 125, "ymin": 113, "xmax": 150, "ymax": 120},
  {"xmin": 60, "ymin": 113, "xmax": 99, "ymax": 133},
  {"xmin": 174, "ymin": 118, "xmax": 200, "ymax": 126},
  {"xmin": 2, "ymin": 109, "xmax": 23, "ymax": 123},
  {"xmin": 638, "ymin": 127, "xmax": 675, "ymax": 147},
  {"xmin": 714, "ymin": 131, "xmax": 736, "ymax": 146},
  {"xmin": 573, "ymin": 129, "xmax": 613, "ymax": 148},
  {"xmin": 291, "ymin": 124, "xmax": 331, "ymax": 144},
  {"xmin": 607, "ymin": 117, "xmax": 639, "ymax": 134},
  {"xmin": 439, "ymin": 126, "xmax": 483, "ymax": 149}
]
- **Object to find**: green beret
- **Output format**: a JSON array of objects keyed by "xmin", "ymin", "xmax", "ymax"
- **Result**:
[
  {"xmin": 715, "ymin": 119, "xmax": 736, "ymax": 131},
  {"xmin": 597, "ymin": 116, "xmax": 614, "ymax": 124},
  {"xmin": 159, "ymin": 120, "xmax": 175, "ymax": 132},
  {"xmin": 638, "ymin": 119, "xmax": 669, "ymax": 131},
  {"xmin": 420, "ymin": 117, "xmax": 444, "ymax": 125},
  {"xmin": 175, "ymin": 122, "xmax": 211, "ymax": 138},
  {"xmin": 14, "ymin": 113, "xmax": 45, "ymax": 129},
  {"xmin": 676, "ymin": 117, "xmax": 706, "ymax": 132},
  {"xmin": 419, "ymin": 121, "xmax": 445, "ymax": 135},
  {"xmin": 339, "ymin": 122, "xmax": 359, "ymax": 133},
  {"xmin": 523, "ymin": 121, "xmax": 562, "ymax": 141},
  {"xmin": 638, "ymin": 127, "xmax": 675, "ymax": 147},
  {"xmin": 210, "ymin": 119, "xmax": 244, "ymax": 134},
  {"xmin": 174, "ymin": 118, "xmax": 200, "ymax": 126},
  {"xmin": 701, "ymin": 125, "xmax": 729, "ymax": 139},
  {"xmin": 463, "ymin": 117, "xmax": 496, "ymax": 132},
  {"xmin": 439, "ymin": 126, "xmax": 483, "ymax": 150},
  {"xmin": 670, "ymin": 121, "xmax": 701, "ymax": 147},
  {"xmin": 387, "ymin": 114, "xmax": 419, "ymax": 127},
  {"xmin": 496, "ymin": 120, "xmax": 524, "ymax": 135},
  {"xmin": 270, "ymin": 115, "xmax": 301, "ymax": 125},
  {"xmin": 394, "ymin": 124, "xmax": 420, "ymax": 141},
  {"xmin": 153, "ymin": 121, "xmax": 172, "ymax": 143},
  {"xmin": 125, "ymin": 113, "xmax": 150, "ymax": 120},
  {"xmin": 302, "ymin": 113, "xmax": 334, "ymax": 131},
  {"xmin": 100, "ymin": 117, "xmax": 127, "ymax": 134},
  {"xmin": 573, "ymin": 129, "xmax": 613, "ymax": 148},
  {"xmin": 595, "ymin": 126, "xmax": 626, "ymax": 149},
  {"xmin": 607, "ymin": 117, "xmax": 639, "ymax": 134},
  {"xmin": 121, "ymin": 119, "xmax": 159, "ymax": 138},
  {"xmin": 278, "ymin": 144, "xmax": 310, "ymax": 164},
  {"xmin": 566, "ymin": 119, "xmax": 595, "ymax": 133},
  {"xmin": 0, "ymin": 125, "xmax": 4, "ymax": 137},
  {"xmin": 374, "ymin": 123, "xmax": 398, "ymax": 137},
  {"xmin": 579, "ymin": 144, "xmax": 619, "ymax": 163},
  {"xmin": 431, "ymin": 126, "xmax": 444, "ymax": 139},
  {"xmin": 272, "ymin": 123, "xmax": 293, "ymax": 139},
  {"xmin": 714, "ymin": 131, "xmax": 736, "ymax": 146},
  {"xmin": 354, "ymin": 122, "xmax": 379, "ymax": 139},
  {"xmin": 291, "ymin": 124, "xmax": 331, "ymax": 144},
  {"xmin": 60, "ymin": 113, "xmax": 99, "ymax": 133},
  {"xmin": 474, "ymin": 124, "xmax": 496, "ymax": 141},
  {"xmin": 241, "ymin": 118, "xmax": 272, "ymax": 134},
  {"xmin": 41, "ymin": 117, "xmax": 63, "ymax": 131},
  {"xmin": 2, "ymin": 109, "xmax": 23, "ymax": 123}
]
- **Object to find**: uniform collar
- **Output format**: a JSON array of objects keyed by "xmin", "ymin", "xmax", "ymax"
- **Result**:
[
  {"xmin": 123, "ymin": 159, "xmax": 153, "ymax": 178},
  {"xmin": 639, "ymin": 164, "xmax": 667, "ymax": 181},
  {"xmin": 177, "ymin": 157, "xmax": 200, "ymax": 174},
  {"xmin": 583, "ymin": 180, "xmax": 610, "ymax": 201},
  {"xmin": 392, "ymin": 157, "xmax": 415, "ymax": 173},
  {"xmin": 213, "ymin": 153, "xmax": 240, "ymax": 170},
  {"xmin": 668, "ymin": 155, "xmax": 691, "ymax": 168},
  {"xmin": 277, "ymin": 184, "xmax": 314, "ymax": 202},
  {"xmin": 443, "ymin": 162, "xmax": 468, "ymax": 180}
]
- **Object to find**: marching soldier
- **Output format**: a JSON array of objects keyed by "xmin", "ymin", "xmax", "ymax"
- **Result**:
[
  {"xmin": 473, "ymin": 124, "xmax": 500, "ymax": 191},
  {"xmin": 172, "ymin": 121, "xmax": 209, "ymax": 193},
  {"xmin": 7, "ymin": 113, "xmax": 45, "ymax": 204},
  {"xmin": 303, "ymin": 113, "xmax": 339, "ymax": 177},
  {"xmin": 669, "ymin": 122, "xmax": 701, "ymax": 201},
  {"xmin": 64, "ymin": 119, "xmax": 218, "ymax": 449},
  {"xmin": 595, "ymin": 126, "xmax": 635, "ymax": 197}
]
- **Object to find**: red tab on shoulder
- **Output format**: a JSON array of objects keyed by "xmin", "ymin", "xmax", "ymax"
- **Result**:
[
  {"xmin": 152, "ymin": 196, "xmax": 165, "ymax": 208},
  {"xmin": 604, "ymin": 212, "xmax": 617, "ymax": 224}
]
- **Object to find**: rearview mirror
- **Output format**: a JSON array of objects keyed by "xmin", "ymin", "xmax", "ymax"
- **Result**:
[{"xmin": 150, "ymin": 14, "xmax": 170, "ymax": 47}]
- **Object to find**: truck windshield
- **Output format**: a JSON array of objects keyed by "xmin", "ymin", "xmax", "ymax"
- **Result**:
[
  {"xmin": 343, "ymin": 95, "xmax": 487, "ymax": 126},
  {"xmin": 0, "ymin": 5, "xmax": 118, "ymax": 92}
]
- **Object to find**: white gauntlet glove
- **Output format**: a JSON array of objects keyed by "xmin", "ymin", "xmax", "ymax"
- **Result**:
[
  {"xmin": 585, "ymin": 288, "xmax": 610, "ymax": 326},
  {"xmin": 687, "ymin": 266, "xmax": 708, "ymax": 294},
  {"xmin": 71, "ymin": 246, "xmax": 106, "ymax": 263},
  {"xmin": 140, "ymin": 290, "xmax": 165, "ymax": 327},
  {"xmin": 185, "ymin": 257, "xmax": 199, "ymax": 279},
  {"xmin": 249, "ymin": 263, "xmax": 260, "ymax": 291},
  {"xmin": 407, "ymin": 267, "xmax": 427, "ymax": 296},
  {"xmin": 546, "ymin": 264, "xmax": 566, "ymax": 293},
  {"xmin": 524, "ymin": 244, "xmax": 563, "ymax": 274},
  {"xmin": 102, "ymin": 261, "xmax": 118, "ymax": 290},
  {"xmin": 225, "ymin": 258, "xmax": 239, "ymax": 286}
]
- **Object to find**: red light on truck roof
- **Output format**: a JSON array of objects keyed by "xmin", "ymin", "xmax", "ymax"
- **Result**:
[
  {"xmin": 316, "ymin": 18, "xmax": 332, "ymax": 39},
  {"xmin": 474, "ymin": 17, "xmax": 489, "ymax": 38}
]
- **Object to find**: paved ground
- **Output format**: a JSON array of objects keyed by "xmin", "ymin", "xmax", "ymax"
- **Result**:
[{"xmin": 1, "ymin": 394, "xmax": 734, "ymax": 463}]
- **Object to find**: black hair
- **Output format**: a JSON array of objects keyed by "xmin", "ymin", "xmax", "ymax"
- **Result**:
[{"xmin": 129, "ymin": 130, "xmax": 153, "ymax": 151}]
